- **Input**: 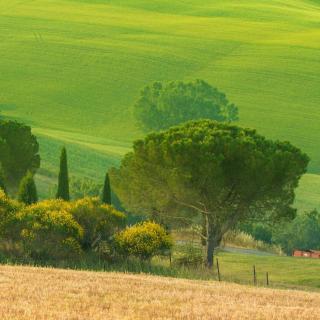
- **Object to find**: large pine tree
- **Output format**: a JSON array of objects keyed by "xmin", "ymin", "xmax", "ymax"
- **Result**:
[
  {"xmin": 101, "ymin": 172, "xmax": 111, "ymax": 205},
  {"xmin": 56, "ymin": 147, "xmax": 70, "ymax": 201},
  {"xmin": 18, "ymin": 171, "xmax": 38, "ymax": 205}
]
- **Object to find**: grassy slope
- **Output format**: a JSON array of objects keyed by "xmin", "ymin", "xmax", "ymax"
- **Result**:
[
  {"xmin": 0, "ymin": 0, "xmax": 319, "ymax": 209},
  {"xmin": 0, "ymin": 265, "xmax": 320, "ymax": 319},
  {"xmin": 158, "ymin": 249, "xmax": 320, "ymax": 290},
  {"xmin": 216, "ymin": 251, "xmax": 320, "ymax": 289}
]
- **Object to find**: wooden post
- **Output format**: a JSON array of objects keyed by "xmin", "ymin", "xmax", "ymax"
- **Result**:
[
  {"xmin": 266, "ymin": 272, "xmax": 269, "ymax": 286},
  {"xmin": 216, "ymin": 258, "xmax": 221, "ymax": 281},
  {"xmin": 169, "ymin": 252, "xmax": 172, "ymax": 267},
  {"xmin": 253, "ymin": 265, "xmax": 257, "ymax": 286}
]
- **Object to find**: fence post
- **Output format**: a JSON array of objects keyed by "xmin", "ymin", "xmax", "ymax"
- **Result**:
[
  {"xmin": 216, "ymin": 258, "xmax": 221, "ymax": 281},
  {"xmin": 253, "ymin": 265, "xmax": 257, "ymax": 286},
  {"xmin": 266, "ymin": 272, "xmax": 269, "ymax": 286}
]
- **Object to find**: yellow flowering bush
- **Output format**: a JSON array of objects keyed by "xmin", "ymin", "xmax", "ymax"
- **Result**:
[
  {"xmin": 115, "ymin": 221, "xmax": 173, "ymax": 260},
  {"xmin": 26, "ymin": 199, "xmax": 71, "ymax": 213},
  {"xmin": 70, "ymin": 197, "xmax": 126, "ymax": 250},
  {"xmin": 0, "ymin": 196, "xmax": 127, "ymax": 261},
  {"xmin": 15, "ymin": 201, "xmax": 83, "ymax": 261}
]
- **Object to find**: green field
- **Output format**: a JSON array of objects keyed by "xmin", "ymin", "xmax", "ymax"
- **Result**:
[
  {"xmin": 120, "ymin": 250, "xmax": 320, "ymax": 290},
  {"xmin": 214, "ymin": 251, "xmax": 320, "ymax": 290},
  {"xmin": 0, "ymin": 0, "xmax": 319, "ymax": 209}
]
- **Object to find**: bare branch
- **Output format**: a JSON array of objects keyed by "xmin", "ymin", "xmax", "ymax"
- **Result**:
[{"xmin": 172, "ymin": 197, "xmax": 209, "ymax": 215}]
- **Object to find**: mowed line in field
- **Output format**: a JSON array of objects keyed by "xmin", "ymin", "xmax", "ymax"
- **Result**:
[
  {"xmin": 0, "ymin": 265, "xmax": 320, "ymax": 319},
  {"xmin": 33, "ymin": 127, "xmax": 131, "ymax": 157}
]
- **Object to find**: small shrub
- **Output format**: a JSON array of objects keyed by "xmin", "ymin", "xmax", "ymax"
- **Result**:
[
  {"xmin": 70, "ymin": 197, "xmax": 126, "ymax": 250},
  {"xmin": 18, "ymin": 171, "xmax": 38, "ymax": 205},
  {"xmin": 15, "ymin": 201, "xmax": 83, "ymax": 261},
  {"xmin": 115, "ymin": 221, "xmax": 173, "ymax": 260},
  {"xmin": 70, "ymin": 177, "xmax": 102, "ymax": 200},
  {"xmin": 173, "ymin": 242, "xmax": 204, "ymax": 267}
]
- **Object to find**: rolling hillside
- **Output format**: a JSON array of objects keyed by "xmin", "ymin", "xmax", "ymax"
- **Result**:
[{"xmin": 0, "ymin": 0, "xmax": 319, "ymax": 209}]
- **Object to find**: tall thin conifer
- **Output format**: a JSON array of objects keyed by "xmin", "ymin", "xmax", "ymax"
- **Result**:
[{"xmin": 56, "ymin": 147, "xmax": 70, "ymax": 201}]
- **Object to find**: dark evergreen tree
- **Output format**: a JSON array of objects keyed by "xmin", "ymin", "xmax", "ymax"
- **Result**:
[
  {"xmin": 56, "ymin": 147, "xmax": 70, "ymax": 201},
  {"xmin": 18, "ymin": 171, "xmax": 38, "ymax": 205},
  {"xmin": 101, "ymin": 172, "xmax": 111, "ymax": 205},
  {"xmin": 0, "ymin": 120, "xmax": 40, "ymax": 191},
  {"xmin": 0, "ymin": 167, "xmax": 6, "ymax": 194}
]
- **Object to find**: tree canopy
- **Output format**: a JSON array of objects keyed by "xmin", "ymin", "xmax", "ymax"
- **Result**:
[
  {"xmin": 0, "ymin": 120, "xmax": 40, "ymax": 191},
  {"xmin": 134, "ymin": 80, "xmax": 238, "ymax": 131},
  {"xmin": 110, "ymin": 120, "xmax": 309, "ymax": 266}
]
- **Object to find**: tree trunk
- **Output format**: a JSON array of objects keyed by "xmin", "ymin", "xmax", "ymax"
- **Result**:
[
  {"xmin": 205, "ymin": 217, "xmax": 222, "ymax": 268},
  {"xmin": 206, "ymin": 236, "xmax": 215, "ymax": 268},
  {"xmin": 201, "ymin": 213, "xmax": 207, "ymax": 247}
]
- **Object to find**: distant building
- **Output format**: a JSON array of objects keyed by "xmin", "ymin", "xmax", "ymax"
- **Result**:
[{"xmin": 293, "ymin": 250, "xmax": 320, "ymax": 258}]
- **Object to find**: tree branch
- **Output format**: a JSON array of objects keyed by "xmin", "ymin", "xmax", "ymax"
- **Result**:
[{"xmin": 172, "ymin": 197, "xmax": 209, "ymax": 215}]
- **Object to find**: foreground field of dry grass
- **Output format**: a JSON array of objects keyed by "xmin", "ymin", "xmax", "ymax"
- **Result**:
[{"xmin": 0, "ymin": 265, "xmax": 320, "ymax": 319}]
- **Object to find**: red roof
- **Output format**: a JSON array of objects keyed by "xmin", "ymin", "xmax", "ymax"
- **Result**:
[
  {"xmin": 293, "ymin": 249, "xmax": 320, "ymax": 258},
  {"xmin": 295, "ymin": 249, "xmax": 320, "ymax": 254}
]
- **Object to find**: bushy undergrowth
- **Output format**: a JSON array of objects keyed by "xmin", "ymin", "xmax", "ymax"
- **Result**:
[
  {"xmin": 0, "ymin": 195, "xmax": 128, "ymax": 261},
  {"xmin": 70, "ymin": 197, "xmax": 126, "ymax": 250},
  {"xmin": 173, "ymin": 242, "xmax": 204, "ymax": 267},
  {"xmin": 222, "ymin": 230, "xmax": 283, "ymax": 255}
]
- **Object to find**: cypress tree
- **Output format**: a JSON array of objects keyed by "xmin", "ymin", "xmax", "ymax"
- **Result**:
[
  {"xmin": 0, "ymin": 168, "xmax": 6, "ymax": 194},
  {"xmin": 101, "ymin": 172, "xmax": 111, "ymax": 205},
  {"xmin": 18, "ymin": 171, "xmax": 38, "ymax": 204},
  {"xmin": 56, "ymin": 147, "xmax": 70, "ymax": 201}
]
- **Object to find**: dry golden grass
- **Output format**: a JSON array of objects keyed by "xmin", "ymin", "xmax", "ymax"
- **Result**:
[{"xmin": 1, "ymin": 265, "xmax": 320, "ymax": 319}]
